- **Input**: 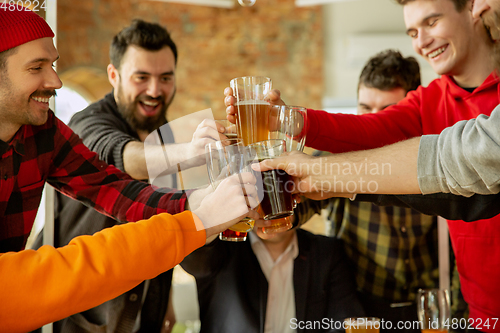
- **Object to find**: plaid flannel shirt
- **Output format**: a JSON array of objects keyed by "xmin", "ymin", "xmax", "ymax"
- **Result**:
[
  {"xmin": 295, "ymin": 197, "xmax": 439, "ymax": 303},
  {"xmin": 0, "ymin": 111, "xmax": 188, "ymax": 252}
]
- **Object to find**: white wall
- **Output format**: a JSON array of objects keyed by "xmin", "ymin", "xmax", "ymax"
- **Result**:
[{"xmin": 322, "ymin": 0, "xmax": 438, "ymax": 109}]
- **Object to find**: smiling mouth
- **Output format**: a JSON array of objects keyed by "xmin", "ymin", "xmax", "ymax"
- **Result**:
[
  {"xmin": 139, "ymin": 100, "xmax": 161, "ymax": 116},
  {"xmin": 427, "ymin": 45, "xmax": 448, "ymax": 59},
  {"xmin": 32, "ymin": 96, "xmax": 51, "ymax": 103}
]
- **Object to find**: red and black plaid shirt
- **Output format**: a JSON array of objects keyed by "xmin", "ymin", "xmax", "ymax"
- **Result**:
[{"xmin": 0, "ymin": 111, "xmax": 188, "ymax": 252}]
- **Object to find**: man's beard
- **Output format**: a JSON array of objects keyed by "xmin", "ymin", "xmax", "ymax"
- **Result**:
[
  {"xmin": 482, "ymin": 8, "xmax": 500, "ymax": 71},
  {"xmin": 116, "ymin": 87, "xmax": 175, "ymax": 133}
]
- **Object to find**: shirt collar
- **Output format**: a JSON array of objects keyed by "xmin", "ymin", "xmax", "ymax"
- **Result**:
[
  {"xmin": 249, "ymin": 231, "xmax": 299, "ymax": 263},
  {"xmin": 0, "ymin": 126, "xmax": 26, "ymax": 157},
  {"xmin": 442, "ymin": 71, "xmax": 500, "ymax": 99}
]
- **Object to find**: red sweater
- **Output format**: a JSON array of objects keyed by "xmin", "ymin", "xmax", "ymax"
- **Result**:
[{"xmin": 307, "ymin": 73, "xmax": 500, "ymax": 331}]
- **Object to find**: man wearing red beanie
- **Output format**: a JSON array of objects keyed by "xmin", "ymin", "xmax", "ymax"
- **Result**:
[{"xmin": 0, "ymin": 7, "xmax": 259, "ymax": 332}]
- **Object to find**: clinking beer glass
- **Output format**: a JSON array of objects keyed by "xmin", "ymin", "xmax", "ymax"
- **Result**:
[
  {"xmin": 248, "ymin": 140, "xmax": 295, "ymax": 233},
  {"xmin": 261, "ymin": 105, "xmax": 307, "ymax": 233},
  {"xmin": 205, "ymin": 138, "xmax": 258, "ymax": 242},
  {"xmin": 230, "ymin": 76, "xmax": 273, "ymax": 146}
]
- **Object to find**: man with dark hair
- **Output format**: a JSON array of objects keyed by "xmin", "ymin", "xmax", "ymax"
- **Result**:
[
  {"xmin": 357, "ymin": 49, "xmax": 420, "ymax": 114},
  {"xmin": 359, "ymin": 49, "xmax": 421, "ymax": 92},
  {"xmin": 0, "ymin": 8, "xmax": 258, "ymax": 332},
  {"xmin": 31, "ymin": 19, "xmax": 221, "ymax": 332}
]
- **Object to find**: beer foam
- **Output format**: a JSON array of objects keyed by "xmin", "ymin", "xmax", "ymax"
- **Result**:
[{"xmin": 235, "ymin": 100, "xmax": 270, "ymax": 106}]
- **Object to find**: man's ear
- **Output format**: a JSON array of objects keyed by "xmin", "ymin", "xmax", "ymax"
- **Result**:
[{"xmin": 107, "ymin": 64, "xmax": 119, "ymax": 88}]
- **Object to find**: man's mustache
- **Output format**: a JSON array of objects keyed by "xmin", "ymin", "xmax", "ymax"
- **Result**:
[
  {"xmin": 31, "ymin": 90, "xmax": 57, "ymax": 98},
  {"xmin": 138, "ymin": 95, "xmax": 165, "ymax": 103}
]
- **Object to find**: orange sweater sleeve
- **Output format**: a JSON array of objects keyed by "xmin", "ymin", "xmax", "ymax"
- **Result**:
[{"xmin": 0, "ymin": 211, "xmax": 206, "ymax": 333}]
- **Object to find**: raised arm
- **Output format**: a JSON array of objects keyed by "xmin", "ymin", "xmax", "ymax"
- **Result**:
[
  {"xmin": 69, "ymin": 106, "xmax": 222, "ymax": 180},
  {"xmin": 0, "ymin": 212, "xmax": 206, "ymax": 332},
  {"xmin": 418, "ymin": 105, "xmax": 500, "ymax": 196}
]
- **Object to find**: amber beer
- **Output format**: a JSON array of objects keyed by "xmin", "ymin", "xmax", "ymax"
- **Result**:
[
  {"xmin": 236, "ymin": 100, "xmax": 272, "ymax": 145},
  {"xmin": 344, "ymin": 318, "xmax": 380, "ymax": 333},
  {"xmin": 257, "ymin": 168, "xmax": 294, "ymax": 220},
  {"xmin": 220, "ymin": 219, "xmax": 255, "ymax": 241}
]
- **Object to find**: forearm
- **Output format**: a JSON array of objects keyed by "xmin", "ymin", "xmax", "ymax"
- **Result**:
[
  {"xmin": 418, "ymin": 109, "xmax": 500, "ymax": 196},
  {"xmin": 50, "ymin": 126, "xmax": 188, "ymax": 219},
  {"xmin": 311, "ymin": 137, "xmax": 421, "ymax": 195},
  {"xmin": 0, "ymin": 212, "xmax": 206, "ymax": 332},
  {"xmin": 356, "ymin": 193, "xmax": 500, "ymax": 222},
  {"xmin": 305, "ymin": 102, "xmax": 421, "ymax": 153},
  {"xmin": 124, "ymin": 141, "xmax": 199, "ymax": 181}
]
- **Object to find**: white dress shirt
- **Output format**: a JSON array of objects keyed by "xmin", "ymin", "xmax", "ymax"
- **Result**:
[{"xmin": 249, "ymin": 232, "xmax": 299, "ymax": 333}]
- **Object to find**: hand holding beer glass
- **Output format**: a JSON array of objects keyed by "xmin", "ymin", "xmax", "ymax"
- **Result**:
[
  {"xmin": 417, "ymin": 289, "xmax": 450, "ymax": 333},
  {"xmin": 229, "ymin": 76, "xmax": 307, "ymax": 234},
  {"xmin": 206, "ymin": 138, "xmax": 260, "ymax": 242}
]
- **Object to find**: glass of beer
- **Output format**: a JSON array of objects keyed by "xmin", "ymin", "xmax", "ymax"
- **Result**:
[
  {"xmin": 205, "ymin": 138, "xmax": 257, "ymax": 242},
  {"xmin": 268, "ymin": 105, "xmax": 308, "ymax": 152},
  {"xmin": 248, "ymin": 140, "xmax": 294, "ymax": 231},
  {"xmin": 214, "ymin": 119, "xmax": 238, "ymax": 139},
  {"xmin": 261, "ymin": 105, "xmax": 307, "ymax": 234},
  {"xmin": 344, "ymin": 317, "xmax": 381, "ymax": 333},
  {"xmin": 230, "ymin": 76, "xmax": 273, "ymax": 145},
  {"xmin": 417, "ymin": 289, "xmax": 450, "ymax": 333}
]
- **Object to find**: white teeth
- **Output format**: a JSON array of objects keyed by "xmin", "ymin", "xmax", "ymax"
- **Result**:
[
  {"xmin": 32, "ymin": 96, "xmax": 50, "ymax": 103},
  {"xmin": 142, "ymin": 101, "xmax": 159, "ymax": 107},
  {"xmin": 428, "ymin": 46, "xmax": 447, "ymax": 59}
]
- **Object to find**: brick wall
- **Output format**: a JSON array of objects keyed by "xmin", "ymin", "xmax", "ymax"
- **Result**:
[{"xmin": 57, "ymin": 0, "xmax": 324, "ymax": 121}]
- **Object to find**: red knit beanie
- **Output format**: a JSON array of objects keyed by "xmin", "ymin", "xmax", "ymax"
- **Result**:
[{"xmin": 0, "ymin": 7, "xmax": 54, "ymax": 53}]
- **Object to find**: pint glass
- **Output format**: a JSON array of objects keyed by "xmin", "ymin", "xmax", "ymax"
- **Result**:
[
  {"xmin": 205, "ymin": 138, "xmax": 256, "ymax": 241},
  {"xmin": 248, "ymin": 140, "xmax": 294, "ymax": 230},
  {"xmin": 417, "ymin": 289, "xmax": 450, "ymax": 333},
  {"xmin": 230, "ymin": 76, "xmax": 273, "ymax": 145}
]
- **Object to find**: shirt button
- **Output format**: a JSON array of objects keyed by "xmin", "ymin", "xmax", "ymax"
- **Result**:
[
  {"xmin": 3, "ymin": 175, "xmax": 7, "ymax": 180},
  {"xmin": 129, "ymin": 293, "xmax": 138, "ymax": 302},
  {"xmin": 401, "ymin": 226, "xmax": 407, "ymax": 233}
]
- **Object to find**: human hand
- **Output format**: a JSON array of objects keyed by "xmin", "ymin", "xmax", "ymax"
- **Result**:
[
  {"xmin": 252, "ymin": 151, "xmax": 340, "ymax": 200},
  {"xmin": 224, "ymin": 87, "xmax": 285, "ymax": 124},
  {"xmin": 185, "ymin": 119, "xmax": 223, "ymax": 167},
  {"xmin": 186, "ymin": 185, "xmax": 214, "ymax": 212},
  {"xmin": 193, "ymin": 172, "xmax": 261, "ymax": 238}
]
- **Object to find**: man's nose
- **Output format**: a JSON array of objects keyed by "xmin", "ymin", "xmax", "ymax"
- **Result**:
[
  {"xmin": 417, "ymin": 30, "xmax": 433, "ymax": 51},
  {"xmin": 146, "ymin": 79, "xmax": 161, "ymax": 98},
  {"xmin": 44, "ymin": 67, "xmax": 63, "ymax": 90}
]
